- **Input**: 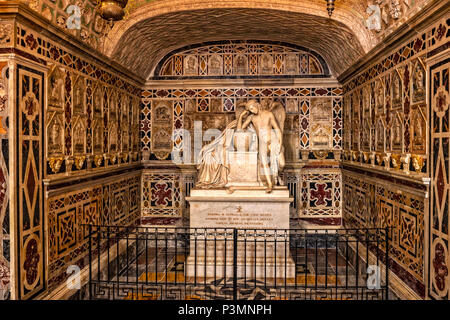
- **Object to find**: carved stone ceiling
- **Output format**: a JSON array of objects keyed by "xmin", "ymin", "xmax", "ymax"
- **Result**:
[{"xmin": 110, "ymin": 7, "xmax": 366, "ymax": 79}]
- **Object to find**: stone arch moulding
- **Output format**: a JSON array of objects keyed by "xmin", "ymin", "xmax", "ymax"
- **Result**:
[{"xmin": 103, "ymin": 0, "xmax": 372, "ymax": 79}]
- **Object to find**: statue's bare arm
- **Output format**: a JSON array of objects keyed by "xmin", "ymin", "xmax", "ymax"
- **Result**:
[{"xmin": 238, "ymin": 111, "xmax": 253, "ymax": 130}]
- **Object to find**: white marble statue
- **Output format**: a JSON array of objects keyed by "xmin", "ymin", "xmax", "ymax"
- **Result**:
[{"xmin": 196, "ymin": 99, "xmax": 285, "ymax": 192}]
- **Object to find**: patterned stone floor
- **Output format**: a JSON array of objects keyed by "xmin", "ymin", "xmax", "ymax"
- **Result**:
[{"xmin": 90, "ymin": 246, "xmax": 392, "ymax": 300}]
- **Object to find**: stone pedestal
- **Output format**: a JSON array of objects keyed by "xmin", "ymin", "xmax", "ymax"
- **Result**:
[
  {"xmin": 186, "ymin": 188, "xmax": 295, "ymax": 279},
  {"xmin": 226, "ymin": 151, "xmax": 261, "ymax": 187}
]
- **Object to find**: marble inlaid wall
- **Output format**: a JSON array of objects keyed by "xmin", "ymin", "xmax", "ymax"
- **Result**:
[
  {"xmin": 0, "ymin": 61, "xmax": 10, "ymax": 300},
  {"xmin": 23, "ymin": 0, "xmax": 111, "ymax": 52},
  {"xmin": 156, "ymin": 41, "xmax": 329, "ymax": 78},
  {"xmin": 141, "ymin": 41, "xmax": 343, "ymax": 225},
  {"xmin": 343, "ymin": 170, "xmax": 426, "ymax": 297},
  {"xmin": 47, "ymin": 173, "xmax": 140, "ymax": 292},
  {"xmin": 141, "ymin": 171, "xmax": 181, "ymax": 217},
  {"xmin": 0, "ymin": 8, "xmax": 142, "ymax": 299},
  {"xmin": 15, "ymin": 63, "xmax": 46, "ymax": 300},
  {"xmin": 429, "ymin": 53, "xmax": 450, "ymax": 300},
  {"xmin": 342, "ymin": 32, "xmax": 429, "ymax": 172},
  {"xmin": 342, "ymin": 14, "xmax": 450, "ymax": 299}
]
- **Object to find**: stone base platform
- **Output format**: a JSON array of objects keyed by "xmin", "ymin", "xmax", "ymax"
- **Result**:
[{"xmin": 185, "ymin": 188, "xmax": 295, "ymax": 279}]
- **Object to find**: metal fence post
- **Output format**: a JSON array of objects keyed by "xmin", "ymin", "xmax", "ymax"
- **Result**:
[
  {"xmin": 233, "ymin": 228, "xmax": 238, "ymax": 300},
  {"xmin": 88, "ymin": 224, "xmax": 92, "ymax": 300},
  {"xmin": 385, "ymin": 227, "xmax": 389, "ymax": 300}
]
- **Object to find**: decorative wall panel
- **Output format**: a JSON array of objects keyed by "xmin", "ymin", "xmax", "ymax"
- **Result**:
[
  {"xmin": 300, "ymin": 169, "xmax": 342, "ymax": 220},
  {"xmin": 344, "ymin": 13, "xmax": 449, "ymax": 164},
  {"xmin": 0, "ymin": 15, "xmax": 142, "ymax": 299},
  {"xmin": 141, "ymin": 171, "xmax": 181, "ymax": 218},
  {"xmin": 141, "ymin": 86, "xmax": 343, "ymax": 161},
  {"xmin": 156, "ymin": 41, "xmax": 329, "ymax": 78},
  {"xmin": 343, "ymin": 49, "xmax": 429, "ymax": 173},
  {"xmin": 342, "ymin": 170, "xmax": 426, "ymax": 298},
  {"xmin": 429, "ymin": 57, "xmax": 450, "ymax": 300},
  {"xmin": 0, "ymin": 62, "xmax": 10, "ymax": 300},
  {"xmin": 46, "ymin": 173, "xmax": 140, "ymax": 292},
  {"xmin": 341, "ymin": 16, "xmax": 450, "ymax": 299},
  {"xmin": 16, "ymin": 64, "xmax": 45, "ymax": 300},
  {"xmin": 45, "ymin": 65, "xmax": 140, "ymax": 177},
  {"xmin": 13, "ymin": 23, "xmax": 141, "ymax": 179}
]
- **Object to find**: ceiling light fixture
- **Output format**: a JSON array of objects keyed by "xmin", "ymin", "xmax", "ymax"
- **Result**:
[
  {"xmin": 325, "ymin": 0, "xmax": 336, "ymax": 18},
  {"xmin": 96, "ymin": 0, "xmax": 129, "ymax": 23}
]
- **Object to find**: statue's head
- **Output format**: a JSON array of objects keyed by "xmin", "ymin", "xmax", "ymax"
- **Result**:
[{"xmin": 246, "ymin": 99, "xmax": 260, "ymax": 114}]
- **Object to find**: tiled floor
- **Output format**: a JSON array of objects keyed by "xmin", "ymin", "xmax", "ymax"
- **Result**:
[{"xmin": 93, "ymin": 244, "xmax": 391, "ymax": 300}]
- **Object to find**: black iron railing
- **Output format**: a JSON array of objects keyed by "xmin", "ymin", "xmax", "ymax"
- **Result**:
[{"xmin": 87, "ymin": 225, "xmax": 389, "ymax": 300}]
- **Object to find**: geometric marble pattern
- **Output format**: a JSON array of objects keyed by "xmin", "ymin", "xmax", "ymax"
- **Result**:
[
  {"xmin": 46, "ymin": 174, "xmax": 140, "ymax": 292},
  {"xmin": 16, "ymin": 64, "xmax": 45, "ymax": 300},
  {"xmin": 429, "ymin": 58, "xmax": 450, "ymax": 300},
  {"xmin": 0, "ymin": 61, "xmax": 9, "ymax": 300},
  {"xmin": 342, "ymin": 171, "xmax": 425, "ymax": 298},
  {"xmin": 141, "ymin": 86, "xmax": 343, "ymax": 160},
  {"xmin": 141, "ymin": 172, "xmax": 181, "ymax": 217},
  {"xmin": 156, "ymin": 41, "xmax": 328, "ymax": 78},
  {"xmin": 300, "ymin": 170, "xmax": 342, "ymax": 218}
]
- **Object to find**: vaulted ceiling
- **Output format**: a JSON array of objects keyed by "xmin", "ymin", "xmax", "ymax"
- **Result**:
[
  {"xmin": 22, "ymin": 0, "xmax": 433, "ymax": 79},
  {"xmin": 105, "ymin": 0, "xmax": 374, "ymax": 79}
]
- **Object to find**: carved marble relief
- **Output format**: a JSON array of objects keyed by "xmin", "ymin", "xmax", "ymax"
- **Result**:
[
  {"xmin": 311, "ymin": 97, "xmax": 332, "ymax": 122},
  {"xmin": 391, "ymin": 112, "xmax": 403, "ymax": 152},
  {"xmin": 362, "ymin": 119, "xmax": 371, "ymax": 151},
  {"xmin": 412, "ymin": 61, "xmax": 426, "ymax": 103},
  {"xmin": 72, "ymin": 76, "xmax": 85, "ymax": 115},
  {"xmin": 260, "ymin": 53, "xmax": 273, "ymax": 74},
  {"xmin": 234, "ymin": 54, "xmax": 248, "ymax": 75},
  {"xmin": 92, "ymin": 120, "xmax": 103, "ymax": 154},
  {"xmin": 93, "ymin": 84, "xmax": 102, "ymax": 117},
  {"xmin": 411, "ymin": 105, "xmax": 426, "ymax": 154},
  {"xmin": 48, "ymin": 66, "xmax": 64, "ymax": 109},
  {"xmin": 283, "ymin": 114, "xmax": 300, "ymax": 162},
  {"xmin": 184, "ymin": 55, "xmax": 198, "ymax": 76},
  {"xmin": 310, "ymin": 97, "xmax": 332, "ymax": 150},
  {"xmin": 286, "ymin": 98, "xmax": 298, "ymax": 114},
  {"xmin": 208, "ymin": 54, "xmax": 223, "ymax": 75},
  {"xmin": 285, "ymin": 53, "xmax": 298, "ymax": 75},
  {"xmin": 151, "ymin": 100, "xmax": 173, "ymax": 159},
  {"xmin": 375, "ymin": 79, "xmax": 384, "ymax": 115},
  {"xmin": 376, "ymin": 118, "xmax": 385, "ymax": 152},
  {"xmin": 47, "ymin": 66, "xmax": 65, "ymax": 160},
  {"xmin": 73, "ymin": 117, "xmax": 86, "ymax": 155},
  {"xmin": 47, "ymin": 112, "xmax": 64, "ymax": 156},
  {"xmin": 392, "ymin": 70, "xmax": 403, "ymax": 108}
]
